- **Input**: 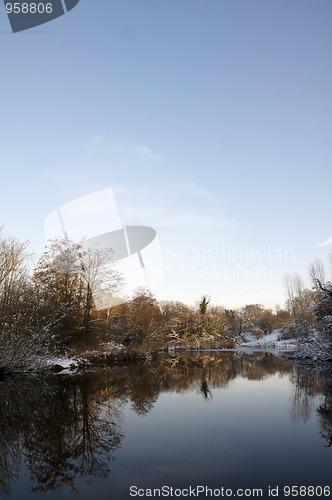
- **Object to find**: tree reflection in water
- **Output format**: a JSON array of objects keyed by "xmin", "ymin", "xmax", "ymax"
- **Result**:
[
  {"xmin": 289, "ymin": 367, "xmax": 332, "ymax": 448},
  {"xmin": 0, "ymin": 373, "xmax": 124, "ymax": 494},
  {"xmin": 317, "ymin": 386, "xmax": 332, "ymax": 447},
  {"xmin": 290, "ymin": 370, "xmax": 324, "ymax": 423},
  {"xmin": 0, "ymin": 351, "xmax": 330, "ymax": 495}
]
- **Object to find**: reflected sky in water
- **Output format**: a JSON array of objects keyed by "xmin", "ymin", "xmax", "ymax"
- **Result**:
[{"xmin": 1, "ymin": 351, "xmax": 331, "ymax": 499}]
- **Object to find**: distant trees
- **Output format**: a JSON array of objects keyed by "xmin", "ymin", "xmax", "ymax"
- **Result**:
[
  {"xmin": 238, "ymin": 303, "xmax": 289, "ymax": 336},
  {"xmin": 158, "ymin": 300, "xmax": 241, "ymax": 343},
  {"xmin": 240, "ymin": 304, "xmax": 265, "ymax": 332},
  {"xmin": 107, "ymin": 295, "xmax": 241, "ymax": 346}
]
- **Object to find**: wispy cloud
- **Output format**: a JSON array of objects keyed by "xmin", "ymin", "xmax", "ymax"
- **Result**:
[
  {"xmin": 130, "ymin": 145, "xmax": 163, "ymax": 162},
  {"xmin": 112, "ymin": 182, "xmax": 237, "ymax": 235},
  {"xmin": 86, "ymin": 136, "xmax": 163, "ymax": 162},
  {"xmin": 43, "ymin": 137, "xmax": 235, "ymax": 236},
  {"xmin": 319, "ymin": 236, "xmax": 332, "ymax": 247},
  {"xmin": 184, "ymin": 183, "xmax": 218, "ymax": 203},
  {"xmin": 42, "ymin": 136, "xmax": 165, "ymax": 204}
]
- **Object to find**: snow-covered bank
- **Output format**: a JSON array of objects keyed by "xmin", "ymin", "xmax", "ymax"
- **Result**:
[
  {"xmin": 28, "ymin": 342, "xmax": 152, "ymax": 374},
  {"xmin": 42, "ymin": 356, "xmax": 85, "ymax": 374},
  {"xmin": 12, "ymin": 342, "xmax": 127, "ymax": 375},
  {"xmin": 240, "ymin": 329, "xmax": 298, "ymax": 351},
  {"xmin": 3, "ymin": 330, "xmax": 331, "ymax": 378},
  {"xmin": 239, "ymin": 328, "xmax": 332, "ymax": 380}
]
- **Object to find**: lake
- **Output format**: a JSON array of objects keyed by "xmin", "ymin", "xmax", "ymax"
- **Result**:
[{"xmin": 0, "ymin": 351, "xmax": 331, "ymax": 499}]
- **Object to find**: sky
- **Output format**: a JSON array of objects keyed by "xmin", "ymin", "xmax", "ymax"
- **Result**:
[{"xmin": 0, "ymin": 0, "xmax": 331, "ymax": 309}]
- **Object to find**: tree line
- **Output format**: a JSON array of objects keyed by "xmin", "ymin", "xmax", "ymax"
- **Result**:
[{"xmin": 0, "ymin": 229, "xmax": 331, "ymax": 372}]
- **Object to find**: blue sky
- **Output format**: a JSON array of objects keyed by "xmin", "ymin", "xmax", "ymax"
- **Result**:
[{"xmin": 0, "ymin": 0, "xmax": 331, "ymax": 308}]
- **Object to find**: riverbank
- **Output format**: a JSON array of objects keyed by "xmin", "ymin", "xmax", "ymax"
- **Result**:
[
  {"xmin": 16, "ymin": 338, "xmax": 236, "ymax": 376},
  {"xmin": 240, "ymin": 328, "xmax": 332, "ymax": 381},
  {"xmin": 3, "ymin": 329, "xmax": 331, "ymax": 380}
]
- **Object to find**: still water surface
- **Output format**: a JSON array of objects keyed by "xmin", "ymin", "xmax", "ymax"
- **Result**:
[{"xmin": 0, "ymin": 351, "xmax": 331, "ymax": 499}]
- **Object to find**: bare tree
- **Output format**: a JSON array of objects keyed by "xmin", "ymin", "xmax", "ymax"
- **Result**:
[
  {"xmin": 80, "ymin": 246, "xmax": 124, "ymax": 337},
  {"xmin": 308, "ymin": 258, "xmax": 326, "ymax": 288},
  {"xmin": 33, "ymin": 238, "xmax": 124, "ymax": 347},
  {"xmin": 0, "ymin": 231, "xmax": 56, "ymax": 373},
  {"xmin": 0, "ymin": 230, "xmax": 30, "ymax": 331},
  {"xmin": 126, "ymin": 288, "xmax": 162, "ymax": 344},
  {"xmin": 284, "ymin": 273, "xmax": 314, "ymax": 329}
]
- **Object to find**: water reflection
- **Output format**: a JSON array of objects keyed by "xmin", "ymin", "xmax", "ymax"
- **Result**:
[
  {"xmin": 317, "ymin": 385, "xmax": 332, "ymax": 447},
  {"xmin": 0, "ymin": 374, "xmax": 123, "ymax": 494},
  {"xmin": 290, "ymin": 371, "xmax": 323, "ymax": 423},
  {"xmin": 0, "ymin": 351, "xmax": 330, "ymax": 496}
]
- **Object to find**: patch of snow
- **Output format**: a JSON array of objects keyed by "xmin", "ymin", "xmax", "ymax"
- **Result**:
[
  {"xmin": 242, "ymin": 330, "xmax": 281, "ymax": 347},
  {"xmin": 240, "ymin": 329, "xmax": 301, "ymax": 352},
  {"xmin": 44, "ymin": 357, "xmax": 80, "ymax": 369},
  {"xmin": 241, "ymin": 328, "xmax": 332, "ymax": 379}
]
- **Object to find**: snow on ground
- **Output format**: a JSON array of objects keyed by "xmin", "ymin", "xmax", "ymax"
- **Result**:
[
  {"xmin": 14, "ymin": 332, "xmax": 329, "ymax": 377},
  {"xmin": 44, "ymin": 357, "xmax": 80, "ymax": 369},
  {"xmin": 28, "ymin": 355, "xmax": 86, "ymax": 374},
  {"xmin": 240, "ymin": 328, "xmax": 332, "ymax": 379},
  {"xmin": 240, "ymin": 329, "xmax": 298, "ymax": 350},
  {"xmin": 36, "ymin": 342, "xmax": 126, "ymax": 374}
]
